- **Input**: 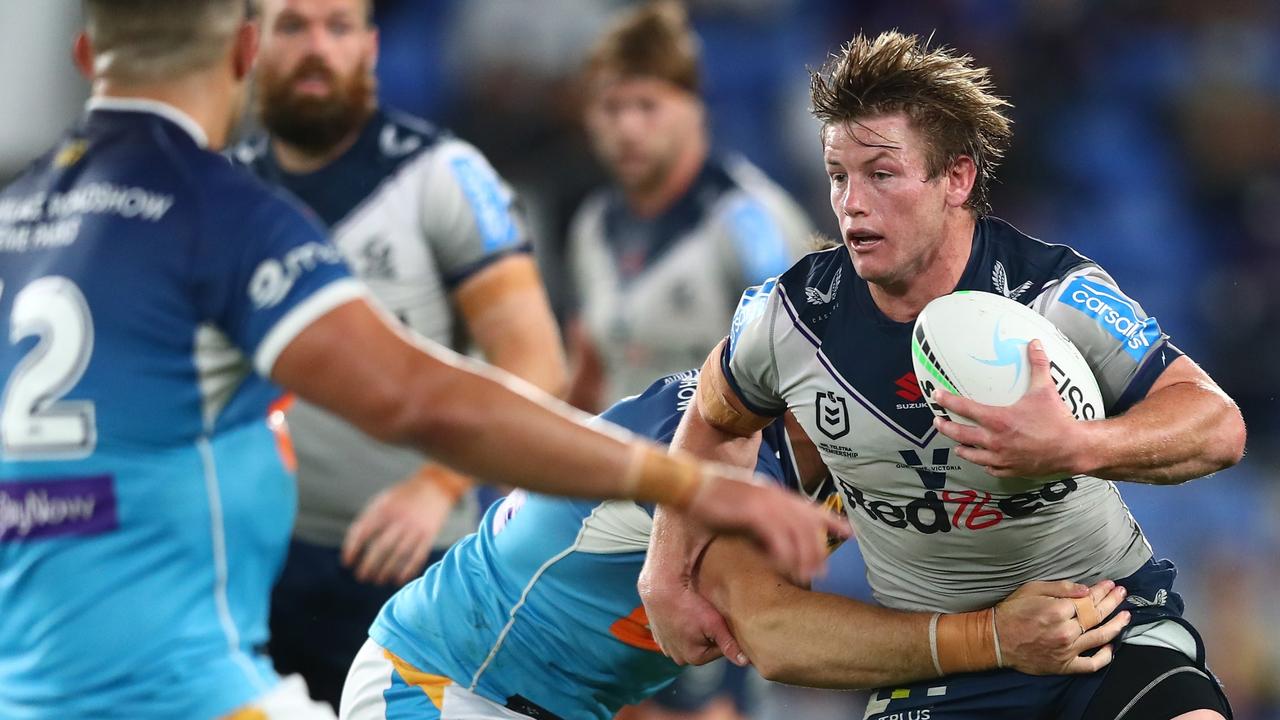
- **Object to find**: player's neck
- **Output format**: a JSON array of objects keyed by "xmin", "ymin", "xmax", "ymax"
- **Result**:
[
  {"xmin": 92, "ymin": 75, "xmax": 234, "ymax": 150},
  {"xmin": 623, "ymin": 134, "xmax": 708, "ymax": 218},
  {"xmin": 270, "ymin": 121, "xmax": 367, "ymax": 175},
  {"xmin": 867, "ymin": 215, "xmax": 977, "ymax": 323}
]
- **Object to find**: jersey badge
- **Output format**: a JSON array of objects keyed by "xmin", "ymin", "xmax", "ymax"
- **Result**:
[
  {"xmin": 992, "ymin": 260, "xmax": 1032, "ymax": 301},
  {"xmin": 805, "ymin": 267, "xmax": 842, "ymax": 306},
  {"xmin": 815, "ymin": 390, "xmax": 851, "ymax": 440}
]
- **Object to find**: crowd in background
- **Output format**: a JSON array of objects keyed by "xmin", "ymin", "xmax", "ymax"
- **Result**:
[{"xmin": 1, "ymin": 0, "xmax": 1277, "ymax": 716}]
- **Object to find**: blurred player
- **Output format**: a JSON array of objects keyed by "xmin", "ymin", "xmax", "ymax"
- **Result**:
[
  {"xmin": 0, "ymin": 2, "xmax": 843, "ymax": 717},
  {"xmin": 565, "ymin": 1, "xmax": 812, "ymax": 415},
  {"xmin": 339, "ymin": 369, "xmax": 1129, "ymax": 720},
  {"xmin": 234, "ymin": 0, "xmax": 567, "ymax": 708},
  {"xmin": 642, "ymin": 32, "xmax": 1245, "ymax": 720}
]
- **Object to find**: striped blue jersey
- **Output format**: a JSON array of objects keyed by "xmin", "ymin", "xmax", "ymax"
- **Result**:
[
  {"xmin": 0, "ymin": 99, "xmax": 361, "ymax": 718},
  {"xmin": 370, "ymin": 369, "xmax": 813, "ymax": 719}
]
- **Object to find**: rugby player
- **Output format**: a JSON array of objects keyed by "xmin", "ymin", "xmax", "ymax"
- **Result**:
[
  {"xmin": 339, "ymin": 369, "xmax": 1129, "ymax": 720},
  {"xmin": 0, "ymin": 2, "xmax": 842, "ymax": 717},
  {"xmin": 565, "ymin": 1, "xmax": 812, "ymax": 413},
  {"xmin": 235, "ymin": 0, "xmax": 567, "ymax": 707},
  {"xmin": 641, "ymin": 32, "xmax": 1246, "ymax": 720}
]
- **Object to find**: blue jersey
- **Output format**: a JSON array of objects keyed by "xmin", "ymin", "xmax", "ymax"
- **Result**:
[
  {"xmin": 370, "ymin": 370, "xmax": 813, "ymax": 719},
  {"xmin": 0, "ymin": 99, "xmax": 361, "ymax": 718}
]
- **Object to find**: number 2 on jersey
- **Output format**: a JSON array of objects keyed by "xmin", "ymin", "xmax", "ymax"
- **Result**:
[{"xmin": 0, "ymin": 276, "xmax": 97, "ymax": 459}]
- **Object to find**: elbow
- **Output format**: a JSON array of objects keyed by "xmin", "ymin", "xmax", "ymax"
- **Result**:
[{"xmin": 1214, "ymin": 404, "xmax": 1247, "ymax": 471}]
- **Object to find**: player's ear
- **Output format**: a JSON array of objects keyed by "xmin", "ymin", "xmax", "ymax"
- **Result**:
[
  {"xmin": 72, "ymin": 32, "xmax": 95, "ymax": 79},
  {"xmin": 945, "ymin": 155, "xmax": 977, "ymax": 209},
  {"xmin": 366, "ymin": 26, "xmax": 379, "ymax": 72},
  {"xmin": 232, "ymin": 19, "xmax": 259, "ymax": 80}
]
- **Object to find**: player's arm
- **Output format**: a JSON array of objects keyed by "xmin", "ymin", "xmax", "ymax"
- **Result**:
[
  {"xmin": 639, "ymin": 338, "xmax": 786, "ymax": 666},
  {"xmin": 697, "ymin": 535, "xmax": 1130, "ymax": 689},
  {"xmin": 934, "ymin": 267, "xmax": 1245, "ymax": 484},
  {"xmin": 455, "ymin": 253, "xmax": 568, "ymax": 398},
  {"xmin": 271, "ymin": 298, "xmax": 843, "ymax": 578},
  {"xmin": 935, "ymin": 344, "xmax": 1244, "ymax": 484}
]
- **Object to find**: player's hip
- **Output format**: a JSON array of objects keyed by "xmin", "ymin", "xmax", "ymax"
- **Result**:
[{"xmin": 340, "ymin": 639, "xmax": 557, "ymax": 720}]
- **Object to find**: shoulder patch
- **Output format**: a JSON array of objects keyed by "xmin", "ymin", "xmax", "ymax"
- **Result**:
[
  {"xmin": 448, "ymin": 154, "xmax": 517, "ymax": 253},
  {"xmin": 729, "ymin": 278, "xmax": 776, "ymax": 354},
  {"xmin": 724, "ymin": 197, "xmax": 789, "ymax": 284},
  {"xmin": 1057, "ymin": 276, "xmax": 1162, "ymax": 361}
]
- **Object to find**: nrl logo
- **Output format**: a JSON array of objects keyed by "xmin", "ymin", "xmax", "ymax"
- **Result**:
[
  {"xmin": 805, "ymin": 267, "xmax": 842, "ymax": 306},
  {"xmin": 992, "ymin": 261, "xmax": 1032, "ymax": 301}
]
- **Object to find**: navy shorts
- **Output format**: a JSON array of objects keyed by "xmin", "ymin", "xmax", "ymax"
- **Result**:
[{"xmin": 864, "ymin": 558, "xmax": 1231, "ymax": 720}]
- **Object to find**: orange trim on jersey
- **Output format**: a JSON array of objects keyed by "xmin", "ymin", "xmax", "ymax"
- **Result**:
[
  {"xmin": 383, "ymin": 648, "xmax": 451, "ymax": 709},
  {"xmin": 610, "ymin": 605, "xmax": 663, "ymax": 653},
  {"xmin": 220, "ymin": 707, "xmax": 267, "ymax": 720},
  {"xmin": 266, "ymin": 393, "xmax": 297, "ymax": 473}
]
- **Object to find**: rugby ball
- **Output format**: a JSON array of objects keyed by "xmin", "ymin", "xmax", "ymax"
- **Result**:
[{"xmin": 911, "ymin": 291, "xmax": 1104, "ymax": 426}]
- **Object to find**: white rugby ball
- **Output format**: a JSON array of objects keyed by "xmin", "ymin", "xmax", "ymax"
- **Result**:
[{"xmin": 911, "ymin": 291, "xmax": 1104, "ymax": 426}]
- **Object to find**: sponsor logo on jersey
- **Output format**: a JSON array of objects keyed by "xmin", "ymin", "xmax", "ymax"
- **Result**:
[
  {"xmin": 449, "ymin": 155, "xmax": 516, "ymax": 253},
  {"xmin": 248, "ymin": 241, "xmax": 346, "ymax": 309},
  {"xmin": 805, "ymin": 267, "xmax": 842, "ymax": 306},
  {"xmin": 1059, "ymin": 277, "xmax": 1161, "ymax": 361},
  {"xmin": 0, "ymin": 474, "xmax": 117, "ymax": 541},
  {"xmin": 729, "ymin": 278, "xmax": 775, "ymax": 353},
  {"xmin": 895, "ymin": 372, "xmax": 923, "ymax": 402},
  {"xmin": 815, "ymin": 391, "xmax": 851, "ymax": 439},
  {"xmin": 898, "ymin": 449, "xmax": 957, "ymax": 490},
  {"xmin": 833, "ymin": 473, "xmax": 1081, "ymax": 534},
  {"xmin": 992, "ymin": 260, "xmax": 1032, "ymax": 300},
  {"xmin": 973, "ymin": 319, "xmax": 1029, "ymax": 388},
  {"xmin": 818, "ymin": 441, "xmax": 859, "ymax": 459}
]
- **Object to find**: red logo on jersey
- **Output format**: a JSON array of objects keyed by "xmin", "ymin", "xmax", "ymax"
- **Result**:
[{"xmin": 894, "ymin": 372, "xmax": 923, "ymax": 402}]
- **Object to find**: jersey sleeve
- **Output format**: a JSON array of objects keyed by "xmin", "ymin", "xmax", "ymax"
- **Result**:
[
  {"xmin": 712, "ymin": 194, "xmax": 795, "ymax": 288},
  {"xmin": 421, "ymin": 140, "xmax": 530, "ymax": 289},
  {"xmin": 195, "ymin": 189, "xmax": 364, "ymax": 377},
  {"xmin": 1032, "ymin": 264, "xmax": 1183, "ymax": 415},
  {"xmin": 722, "ymin": 279, "xmax": 788, "ymax": 417}
]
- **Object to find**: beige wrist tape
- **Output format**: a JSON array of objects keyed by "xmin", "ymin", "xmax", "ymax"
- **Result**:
[
  {"xmin": 1073, "ymin": 596, "xmax": 1102, "ymax": 631},
  {"xmin": 416, "ymin": 465, "xmax": 472, "ymax": 503},
  {"xmin": 621, "ymin": 444, "xmax": 705, "ymax": 509},
  {"xmin": 930, "ymin": 608, "xmax": 1003, "ymax": 676}
]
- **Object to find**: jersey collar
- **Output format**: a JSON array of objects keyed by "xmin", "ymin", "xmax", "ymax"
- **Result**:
[{"xmin": 86, "ymin": 96, "xmax": 209, "ymax": 149}]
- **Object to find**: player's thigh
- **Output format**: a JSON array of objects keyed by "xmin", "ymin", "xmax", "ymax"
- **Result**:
[
  {"xmin": 340, "ymin": 639, "xmax": 445, "ymax": 720},
  {"xmin": 339, "ymin": 639, "xmax": 531, "ymax": 720},
  {"xmin": 1081, "ymin": 644, "xmax": 1230, "ymax": 720}
]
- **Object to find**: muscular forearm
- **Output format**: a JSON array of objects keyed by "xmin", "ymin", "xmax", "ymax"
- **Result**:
[
  {"xmin": 1075, "ymin": 380, "xmax": 1245, "ymax": 484},
  {"xmin": 700, "ymin": 537, "xmax": 935, "ymax": 689}
]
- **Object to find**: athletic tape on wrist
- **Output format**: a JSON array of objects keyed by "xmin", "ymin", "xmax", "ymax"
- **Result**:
[
  {"xmin": 418, "ymin": 465, "xmax": 471, "ymax": 503},
  {"xmin": 934, "ymin": 608, "xmax": 1000, "ymax": 675},
  {"xmin": 623, "ymin": 444, "xmax": 705, "ymax": 509}
]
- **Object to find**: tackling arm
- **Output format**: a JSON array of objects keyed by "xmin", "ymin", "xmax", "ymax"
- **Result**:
[{"xmin": 698, "ymin": 535, "xmax": 1130, "ymax": 689}]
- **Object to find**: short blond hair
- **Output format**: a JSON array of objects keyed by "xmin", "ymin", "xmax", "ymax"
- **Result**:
[
  {"xmin": 584, "ymin": 1, "xmax": 701, "ymax": 94},
  {"xmin": 83, "ymin": 0, "xmax": 246, "ymax": 84},
  {"xmin": 810, "ymin": 31, "xmax": 1013, "ymax": 215}
]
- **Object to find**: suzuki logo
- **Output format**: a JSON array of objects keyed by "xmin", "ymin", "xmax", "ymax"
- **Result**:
[
  {"xmin": 895, "ymin": 372, "xmax": 922, "ymax": 402},
  {"xmin": 815, "ymin": 391, "xmax": 850, "ymax": 440}
]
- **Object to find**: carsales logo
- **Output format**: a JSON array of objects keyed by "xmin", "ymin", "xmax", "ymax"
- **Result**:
[{"xmin": 1059, "ymin": 277, "xmax": 1161, "ymax": 361}]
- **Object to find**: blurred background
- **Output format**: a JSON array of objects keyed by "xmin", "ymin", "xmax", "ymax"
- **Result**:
[{"xmin": 2, "ymin": 0, "xmax": 1277, "ymax": 716}]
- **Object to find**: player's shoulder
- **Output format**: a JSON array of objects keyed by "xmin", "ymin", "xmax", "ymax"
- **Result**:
[
  {"xmin": 600, "ymin": 369, "xmax": 701, "ymax": 444},
  {"xmin": 978, "ymin": 216, "xmax": 1094, "ymax": 302}
]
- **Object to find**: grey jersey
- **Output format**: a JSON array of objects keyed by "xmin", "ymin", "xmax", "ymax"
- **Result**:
[
  {"xmin": 723, "ymin": 217, "xmax": 1181, "ymax": 612},
  {"xmin": 234, "ymin": 110, "xmax": 531, "ymax": 548},
  {"xmin": 569, "ymin": 154, "xmax": 812, "ymax": 404}
]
